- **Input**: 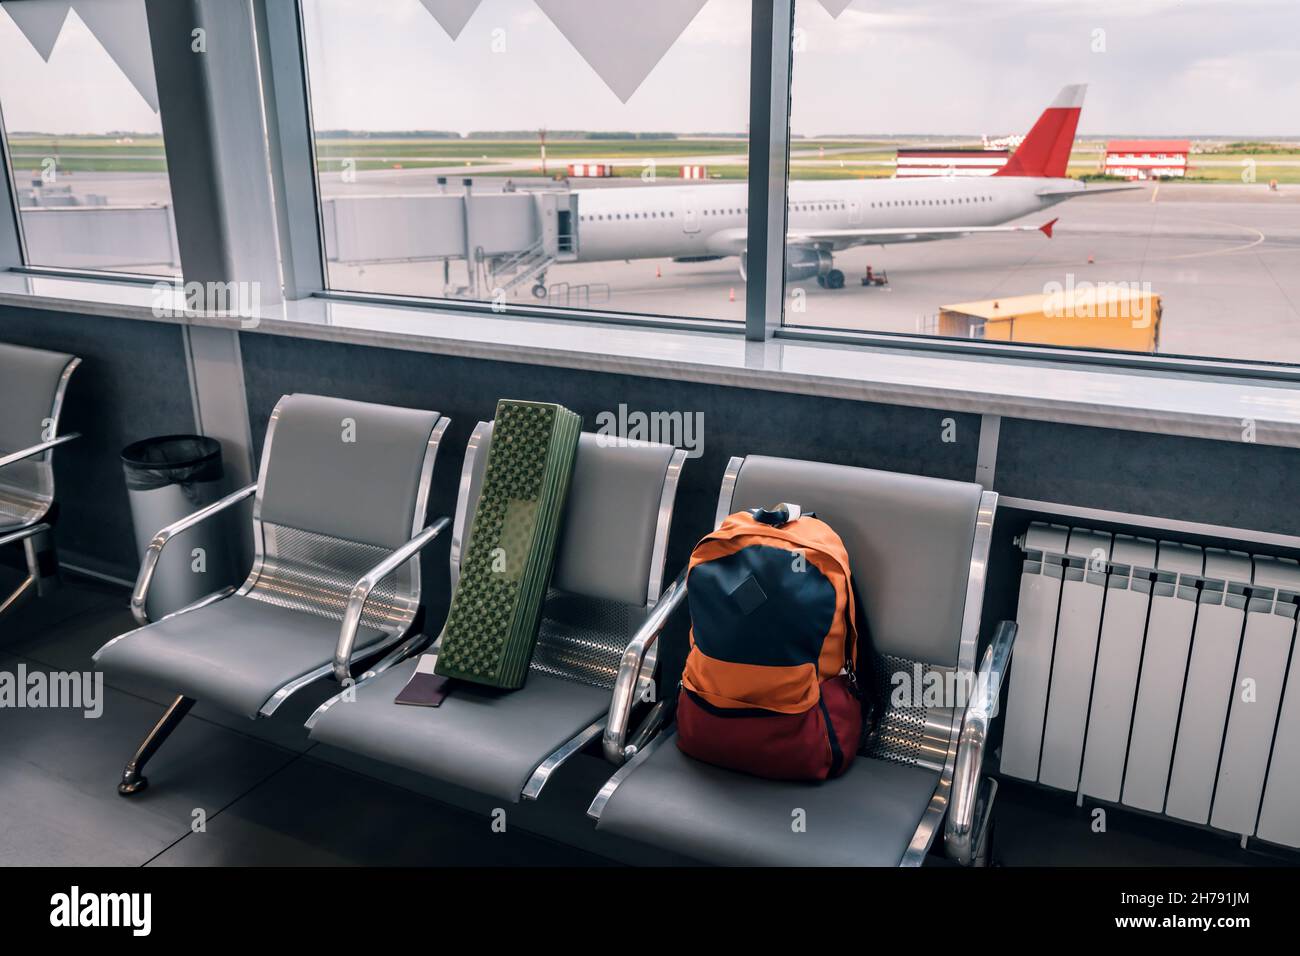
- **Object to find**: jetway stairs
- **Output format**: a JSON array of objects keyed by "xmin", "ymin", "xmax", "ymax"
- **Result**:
[{"xmin": 489, "ymin": 239, "xmax": 555, "ymax": 297}]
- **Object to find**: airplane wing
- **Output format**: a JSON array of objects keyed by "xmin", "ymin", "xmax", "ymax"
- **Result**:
[
  {"xmin": 788, "ymin": 219, "xmax": 1059, "ymax": 246},
  {"xmin": 1035, "ymin": 182, "xmax": 1142, "ymax": 198}
]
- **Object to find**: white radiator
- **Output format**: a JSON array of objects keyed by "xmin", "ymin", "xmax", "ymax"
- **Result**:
[{"xmin": 1000, "ymin": 522, "xmax": 1300, "ymax": 849}]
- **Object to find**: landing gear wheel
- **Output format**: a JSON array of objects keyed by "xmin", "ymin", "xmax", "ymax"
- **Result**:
[
  {"xmin": 531, "ymin": 283, "xmax": 548, "ymax": 299},
  {"xmin": 816, "ymin": 275, "xmax": 827, "ymax": 288},
  {"xmin": 826, "ymin": 268, "xmax": 845, "ymax": 290}
]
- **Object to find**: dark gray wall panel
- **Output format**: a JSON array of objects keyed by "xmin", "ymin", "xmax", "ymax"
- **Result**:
[
  {"xmin": 997, "ymin": 418, "xmax": 1300, "ymax": 536},
  {"xmin": 0, "ymin": 307, "xmax": 195, "ymax": 578},
  {"xmin": 239, "ymin": 332, "xmax": 980, "ymax": 685}
]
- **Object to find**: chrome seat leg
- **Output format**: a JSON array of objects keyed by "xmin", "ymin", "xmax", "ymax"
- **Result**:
[
  {"xmin": 0, "ymin": 573, "xmax": 37, "ymax": 620},
  {"xmin": 119, "ymin": 695, "xmax": 196, "ymax": 796},
  {"xmin": 0, "ymin": 525, "xmax": 62, "ymax": 624},
  {"xmin": 24, "ymin": 527, "xmax": 63, "ymax": 599}
]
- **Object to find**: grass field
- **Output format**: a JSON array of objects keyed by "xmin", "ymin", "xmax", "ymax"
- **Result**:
[{"xmin": 7, "ymin": 133, "xmax": 1299, "ymax": 183}]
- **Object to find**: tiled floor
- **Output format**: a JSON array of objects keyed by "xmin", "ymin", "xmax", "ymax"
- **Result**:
[{"xmin": 1, "ymin": 569, "xmax": 1287, "ymax": 867}]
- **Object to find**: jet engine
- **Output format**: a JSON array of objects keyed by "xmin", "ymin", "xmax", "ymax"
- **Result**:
[
  {"xmin": 739, "ymin": 248, "xmax": 838, "ymax": 284},
  {"xmin": 785, "ymin": 247, "xmax": 834, "ymax": 282}
]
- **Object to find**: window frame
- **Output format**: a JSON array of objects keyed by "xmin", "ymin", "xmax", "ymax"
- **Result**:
[{"xmin": 0, "ymin": 0, "xmax": 1294, "ymax": 383}]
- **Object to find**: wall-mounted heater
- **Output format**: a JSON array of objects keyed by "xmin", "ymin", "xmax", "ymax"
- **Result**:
[{"xmin": 1000, "ymin": 523, "xmax": 1300, "ymax": 849}]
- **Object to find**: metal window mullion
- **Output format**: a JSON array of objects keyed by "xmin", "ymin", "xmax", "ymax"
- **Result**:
[
  {"xmin": 144, "ymin": 0, "xmax": 281, "ymax": 298},
  {"xmin": 0, "ymin": 92, "xmax": 25, "ymax": 270},
  {"xmin": 254, "ymin": 0, "xmax": 325, "ymax": 299},
  {"xmin": 744, "ymin": 0, "xmax": 793, "ymax": 342}
]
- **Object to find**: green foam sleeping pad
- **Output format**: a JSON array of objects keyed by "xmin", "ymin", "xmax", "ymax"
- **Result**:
[{"xmin": 434, "ymin": 400, "xmax": 582, "ymax": 689}]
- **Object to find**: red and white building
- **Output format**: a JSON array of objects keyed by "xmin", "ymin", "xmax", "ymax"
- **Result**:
[
  {"xmin": 1103, "ymin": 140, "xmax": 1191, "ymax": 180},
  {"xmin": 894, "ymin": 148, "xmax": 1009, "ymax": 178}
]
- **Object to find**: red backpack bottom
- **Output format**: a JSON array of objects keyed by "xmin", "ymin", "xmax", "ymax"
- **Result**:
[{"xmin": 676, "ymin": 675, "xmax": 862, "ymax": 781}]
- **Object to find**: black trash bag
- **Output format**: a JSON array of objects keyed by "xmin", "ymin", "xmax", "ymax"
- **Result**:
[{"xmin": 122, "ymin": 435, "xmax": 224, "ymax": 503}]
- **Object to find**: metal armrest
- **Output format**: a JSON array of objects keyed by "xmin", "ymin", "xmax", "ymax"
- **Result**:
[
  {"xmin": 0, "ymin": 432, "xmax": 80, "ymax": 471},
  {"xmin": 945, "ymin": 619, "xmax": 1018, "ymax": 865},
  {"xmin": 603, "ymin": 564, "xmax": 689, "ymax": 765},
  {"xmin": 0, "ymin": 522, "xmax": 51, "ymax": 548},
  {"xmin": 331, "ymin": 517, "xmax": 450, "ymax": 683},
  {"xmin": 130, "ymin": 482, "xmax": 257, "ymax": 626}
]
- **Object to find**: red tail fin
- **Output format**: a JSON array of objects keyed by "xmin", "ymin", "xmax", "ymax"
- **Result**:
[{"xmin": 995, "ymin": 85, "xmax": 1086, "ymax": 178}]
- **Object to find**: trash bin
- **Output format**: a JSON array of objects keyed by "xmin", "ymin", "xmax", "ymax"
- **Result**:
[{"xmin": 122, "ymin": 435, "xmax": 237, "ymax": 621}]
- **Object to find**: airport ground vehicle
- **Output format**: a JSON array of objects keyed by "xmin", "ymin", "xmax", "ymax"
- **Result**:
[{"xmin": 937, "ymin": 287, "xmax": 1162, "ymax": 352}]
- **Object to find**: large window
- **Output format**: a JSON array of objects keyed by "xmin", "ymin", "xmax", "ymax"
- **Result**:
[
  {"xmin": 0, "ymin": 0, "xmax": 179, "ymax": 277},
  {"xmin": 299, "ymin": 0, "xmax": 750, "ymax": 321},
  {"xmin": 781, "ymin": 0, "xmax": 1300, "ymax": 366}
]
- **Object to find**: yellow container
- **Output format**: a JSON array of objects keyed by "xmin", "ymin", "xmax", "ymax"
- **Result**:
[{"xmin": 939, "ymin": 285, "xmax": 1161, "ymax": 352}]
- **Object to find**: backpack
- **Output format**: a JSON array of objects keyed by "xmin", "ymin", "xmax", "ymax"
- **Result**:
[{"xmin": 676, "ymin": 504, "xmax": 869, "ymax": 781}]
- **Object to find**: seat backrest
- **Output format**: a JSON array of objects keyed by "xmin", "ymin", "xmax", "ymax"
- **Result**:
[
  {"xmin": 452, "ymin": 421, "xmax": 684, "ymax": 687},
  {"xmin": 0, "ymin": 344, "xmax": 79, "ymax": 528},
  {"xmin": 257, "ymin": 393, "xmax": 441, "ymax": 550},
  {"xmin": 722, "ymin": 455, "xmax": 991, "ymax": 772},
  {"xmin": 244, "ymin": 394, "xmax": 445, "ymax": 633},
  {"xmin": 0, "ymin": 343, "xmax": 79, "ymax": 455}
]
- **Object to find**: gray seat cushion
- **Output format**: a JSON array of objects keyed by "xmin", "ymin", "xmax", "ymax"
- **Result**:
[
  {"xmin": 309, "ymin": 656, "xmax": 611, "ymax": 803},
  {"xmin": 596, "ymin": 738, "xmax": 941, "ymax": 866},
  {"xmin": 94, "ymin": 596, "xmax": 387, "ymax": 719}
]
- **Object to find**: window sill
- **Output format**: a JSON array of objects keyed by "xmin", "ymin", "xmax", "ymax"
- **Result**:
[{"xmin": 2, "ymin": 271, "xmax": 1298, "ymax": 449}]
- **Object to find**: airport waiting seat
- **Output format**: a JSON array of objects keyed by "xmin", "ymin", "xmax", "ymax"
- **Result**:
[
  {"xmin": 0, "ymin": 343, "xmax": 81, "ymax": 623},
  {"xmin": 588, "ymin": 455, "xmax": 1017, "ymax": 866},
  {"xmin": 306, "ymin": 421, "xmax": 686, "ymax": 804},
  {"xmin": 94, "ymin": 393, "xmax": 449, "ymax": 794}
]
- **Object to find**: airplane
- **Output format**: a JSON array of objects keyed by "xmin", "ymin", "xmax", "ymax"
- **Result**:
[{"xmin": 567, "ymin": 85, "xmax": 1135, "ymax": 291}]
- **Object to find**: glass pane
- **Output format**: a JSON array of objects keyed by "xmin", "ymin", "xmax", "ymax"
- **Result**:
[
  {"xmin": 783, "ymin": 1, "xmax": 1300, "ymax": 366},
  {"xmin": 300, "ymin": 0, "xmax": 750, "ymax": 322},
  {"xmin": 0, "ymin": 0, "xmax": 180, "ymax": 277}
]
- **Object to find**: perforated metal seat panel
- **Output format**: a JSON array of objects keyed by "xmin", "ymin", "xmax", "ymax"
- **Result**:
[
  {"xmin": 863, "ymin": 653, "xmax": 959, "ymax": 774},
  {"xmin": 245, "ymin": 522, "xmax": 414, "ymax": 633},
  {"xmin": 531, "ymin": 590, "xmax": 647, "ymax": 690},
  {"xmin": 0, "ymin": 469, "xmax": 51, "ymax": 531}
]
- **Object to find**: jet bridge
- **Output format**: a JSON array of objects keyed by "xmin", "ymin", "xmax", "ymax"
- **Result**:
[{"xmin": 319, "ymin": 179, "xmax": 579, "ymax": 298}]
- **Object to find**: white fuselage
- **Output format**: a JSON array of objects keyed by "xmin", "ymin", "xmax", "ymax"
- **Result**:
[{"xmin": 573, "ymin": 176, "xmax": 1079, "ymax": 262}]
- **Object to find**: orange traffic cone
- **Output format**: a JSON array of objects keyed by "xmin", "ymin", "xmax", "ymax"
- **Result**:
[
  {"xmin": 729, "ymin": 287, "xmax": 736, "ymax": 302},
  {"xmin": 1087, "ymin": 253, "xmax": 1095, "ymax": 264},
  {"xmin": 656, "ymin": 265, "xmax": 662, "ymax": 278}
]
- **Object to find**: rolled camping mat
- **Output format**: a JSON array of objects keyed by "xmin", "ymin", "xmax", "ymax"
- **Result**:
[{"xmin": 431, "ymin": 399, "xmax": 582, "ymax": 690}]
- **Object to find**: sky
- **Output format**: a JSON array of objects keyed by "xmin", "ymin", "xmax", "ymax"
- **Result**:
[{"xmin": 1, "ymin": 0, "xmax": 1297, "ymax": 137}]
